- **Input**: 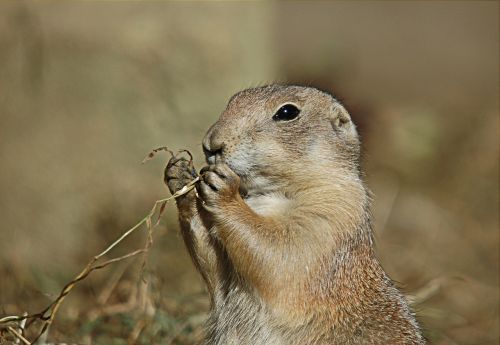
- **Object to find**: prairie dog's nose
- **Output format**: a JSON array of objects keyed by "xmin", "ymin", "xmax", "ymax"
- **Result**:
[{"xmin": 202, "ymin": 125, "xmax": 224, "ymax": 163}]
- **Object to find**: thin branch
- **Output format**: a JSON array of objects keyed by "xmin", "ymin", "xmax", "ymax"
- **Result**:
[{"xmin": 7, "ymin": 326, "xmax": 30, "ymax": 345}]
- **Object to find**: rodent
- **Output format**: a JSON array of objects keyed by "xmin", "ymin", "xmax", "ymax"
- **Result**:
[{"xmin": 165, "ymin": 85, "xmax": 426, "ymax": 345}]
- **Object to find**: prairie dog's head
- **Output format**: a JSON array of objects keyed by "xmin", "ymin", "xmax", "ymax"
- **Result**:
[{"xmin": 203, "ymin": 85, "xmax": 361, "ymax": 195}]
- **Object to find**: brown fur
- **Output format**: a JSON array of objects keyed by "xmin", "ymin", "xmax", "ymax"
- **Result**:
[{"xmin": 165, "ymin": 85, "xmax": 426, "ymax": 344}]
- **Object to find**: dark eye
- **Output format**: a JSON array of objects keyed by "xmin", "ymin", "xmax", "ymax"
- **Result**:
[{"xmin": 272, "ymin": 104, "xmax": 301, "ymax": 121}]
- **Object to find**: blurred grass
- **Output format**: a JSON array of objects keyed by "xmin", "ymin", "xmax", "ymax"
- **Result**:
[{"xmin": 0, "ymin": 2, "xmax": 498, "ymax": 344}]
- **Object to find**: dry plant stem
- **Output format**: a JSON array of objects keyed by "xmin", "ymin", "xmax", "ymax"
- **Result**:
[
  {"xmin": 163, "ymin": 319, "xmax": 191, "ymax": 345},
  {"xmin": 97, "ymin": 261, "xmax": 130, "ymax": 305},
  {"xmin": 7, "ymin": 327, "xmax": 30, "ymax": 345},
  {"xmin": 0, "ymin": 177, "xmax": 199, "ymax": 344},
  {"xmin": 17, "ymin": 313, "xmax": 27, "ymax": 345},
  {"xmin": 0, "ymin": 147, "xmax": 198, "ymax": 344},
  {"xmin": 127, "ymin": 319, "xmax": 147, "ymax": 345},
  {"xmin": 141, "ymin": 146, "xmax": 174, "ymax": 164}
]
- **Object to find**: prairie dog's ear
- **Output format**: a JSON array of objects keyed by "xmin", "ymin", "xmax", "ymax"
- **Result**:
[{"xmin": 330, "ymin": 103, "xmax": 358, "ymax": 139}]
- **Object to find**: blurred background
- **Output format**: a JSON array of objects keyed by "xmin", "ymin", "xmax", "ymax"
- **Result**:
[{"xmin": 0, "ymin": 1, "xmax": 498, "ymax": 344}]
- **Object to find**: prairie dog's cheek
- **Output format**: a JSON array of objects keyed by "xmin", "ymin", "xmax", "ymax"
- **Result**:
[
  {"xmin": 259, "ymin": 138, "xmax": 303, "ymax": 164},
  {"xmin": 224, "ymin": 142, "xmax": 256, "ymax": 176},
  {"xmin": 255, "ymin": 137, "xmax": 285, "ymax": 154}
]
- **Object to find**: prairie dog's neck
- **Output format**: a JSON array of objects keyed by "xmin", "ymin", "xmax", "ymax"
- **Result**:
[{"xmin": 242, "ymin": 167, "xmax": 370, "ymax": 239}]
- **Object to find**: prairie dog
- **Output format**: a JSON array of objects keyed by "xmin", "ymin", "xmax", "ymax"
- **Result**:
[{"xmin": 165, "ymin": 85, "xmax": 425, "ymax": 344}]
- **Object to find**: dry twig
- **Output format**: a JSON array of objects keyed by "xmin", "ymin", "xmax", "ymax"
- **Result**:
[
  {"xmin": 0, "ymin": 148, "xmax": 199, "ymax": 344},
  {"xmin": 7, "ymin": 327, "xmax": 30, "ymax": 345}
]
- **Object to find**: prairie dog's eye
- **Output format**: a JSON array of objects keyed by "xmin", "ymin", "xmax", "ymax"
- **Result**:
[{"xmin": 273, "ymin": 104, "xmax": 301, "ymax": 121}]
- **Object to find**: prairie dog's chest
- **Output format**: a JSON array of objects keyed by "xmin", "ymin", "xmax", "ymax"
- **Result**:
[
  {"xmin": 243, "ymin": 193, "xmax": 291, "ymax": 216},
  {"xmin": 207, "ymin": 290, "xmax": 290, "ymax": 345}
]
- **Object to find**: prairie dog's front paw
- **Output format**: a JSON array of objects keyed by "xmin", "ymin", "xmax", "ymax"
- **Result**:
[
  {"xmin": 198, "ymin": 163, "xmax": 240, "ymax": 211},
  {"xmin": 164, "ymin": 155, "xmax": 198, "ymax": 198}
]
